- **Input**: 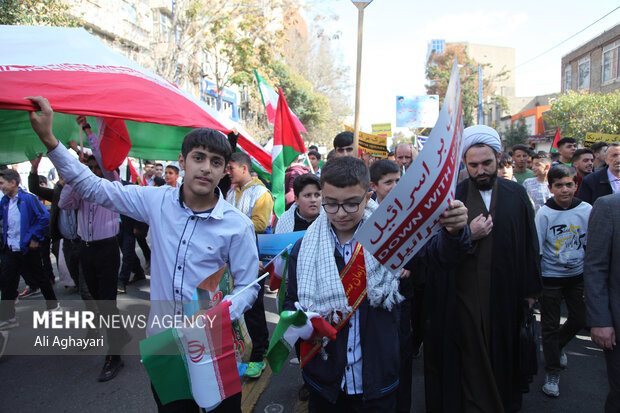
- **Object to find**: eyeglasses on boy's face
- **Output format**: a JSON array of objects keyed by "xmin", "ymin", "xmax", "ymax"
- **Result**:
[{"xmin": 322, "ymin": 194, "xmax": 366, "ymax": 214}]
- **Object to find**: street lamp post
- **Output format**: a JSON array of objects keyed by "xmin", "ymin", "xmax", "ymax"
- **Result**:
[
  {"xmin": 459, "ymin": 63, "xmax": 484, "ymax": 125},
  {"xmin": 351, "ymin": 0, "xmax": 373, "ymax": 155}
]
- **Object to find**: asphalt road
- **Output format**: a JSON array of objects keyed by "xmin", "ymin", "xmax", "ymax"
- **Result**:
[{"xmin": 0, "ymin": 273, "xmax": 609, "ymax": 413}]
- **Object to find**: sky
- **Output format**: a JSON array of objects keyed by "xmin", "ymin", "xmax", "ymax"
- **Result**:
[{"xmin": 308, "ymin": 0, "xmax": 620, "ymax": 134}]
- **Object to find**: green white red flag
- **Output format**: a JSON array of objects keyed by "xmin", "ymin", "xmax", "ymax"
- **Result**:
[
  {"xmin": 255, "ymin": 70, "xmax": 307, "ymax": 133},
  {"xmin": 272, "ymin": 88, "xmax": 306, "ymax": 217}
]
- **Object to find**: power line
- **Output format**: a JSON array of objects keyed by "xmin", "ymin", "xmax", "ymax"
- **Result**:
[{"xmin": 516, "ymin": 5, "xmax": 620, "ymax": 69}]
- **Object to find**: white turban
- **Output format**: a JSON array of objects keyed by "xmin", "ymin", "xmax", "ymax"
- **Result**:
[{"xmin": 462, "ymin": 125, "xmax": 502, "ymax": 155}]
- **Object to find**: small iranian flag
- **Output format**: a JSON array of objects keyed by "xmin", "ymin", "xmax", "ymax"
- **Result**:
[
  {"xmin": 140, "ymin": 301, "xmax": 241, "ymax": 411},
  {"xmin": 272, "ymin": 88, "xmax": 307, "ymax": 217},
  {"xmin": 255, "ymin": 70, "xmax": 307, "ymax": 133},
  {"xmin": 550, "ymin": 126, "xmax": 561, "ymax": 152}
]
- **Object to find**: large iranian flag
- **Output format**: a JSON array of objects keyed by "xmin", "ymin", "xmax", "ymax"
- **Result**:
[
  {"xmin": 255, "ymin": 70, "xmax": 307, "ymax": 133},
  {"xmin": 272, "ymin": 88, "xmax": 306, "ymax": 217},
  {"xmin": 0, "ymin": 25, "xmax": 271, "ymax": 178}
]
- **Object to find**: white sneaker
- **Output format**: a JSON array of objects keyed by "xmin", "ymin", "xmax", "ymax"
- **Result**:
[
  {"xmin": 542, "ymin": 373, "xmax": 560, "ymax": 397},
  {"xmin": 0, "ymin": 331, "xmax": 8, "ymax": 359},
  {"xmin": 45, "ymin": 304, "xmax": 62, "ymax": 313},
  {"xmin": 560, "ymin": 350, "xmax": 567, "ymax": 368},
  {"xmin": 0, "ymin": 317, "xmax": 18, "ymax": 330}
]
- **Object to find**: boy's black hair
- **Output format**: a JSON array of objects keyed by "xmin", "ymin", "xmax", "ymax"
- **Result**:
[
  {"xmin": 326, "ymin": 149, "xmax": 336, "ymax": 161},
  {"xmin": 86, "ymin": 154, "xmax": 97, "ymax": 163},
  {"xmin": 38, "ymin": 175, "xmax": 47, "ymax": 185},
  {"xmin": 144, "ymin": 159, "xmax": 155, "ymax": 166},
  {"xmin": 550, "ymin": 152, "xmax": 561, "ymax": 162},
  {"xmin": 308, "ymin": 145, "xmax": 319, "ymax": 152},
  {"xmin": 0, "ymin": 168, "xmax": 20, "ymax": 185},
  {"xmin": 155, "ymin": 163, "xmax": 164, "ymax": 168},
  {"xmin": 333, "ymin": 131, "xmax": 354, "ymax": 148},
  {"xmin": 572, "ymin": 148, "xmax": 593, "ymax": 163},
  {"xmin": 308, "ymin": 150, "xmax": 321, "ymax": 160},
  {"xmin": 547, "ymin": 164, "xmax": 577, "ymax": 186},
  {"xmin": 557, "ymin": 137, "xmax": 576, "ymax": 148},
  {"xmin": 511, "ymin": 144, "xmax": 531, "ymax": 155},
  {"xmin": 165, "ymin": 164, "xmax": 180, "ymax": 174},
  {"xmin": 590, "ymin": 141, "xmax": 609, "ymax": 153},
  {"xmin": 320, "ymin": 156, "xmax": 370, "ymax": 190},
  {"xmin": 532, "ymin": 152, "xmax": 551, "ymax": 165},
  {"xmin": 498, "ymin": 152, "xmax": 513, "ymax": 167},
  {"xmin": 229, "ymin": 151, "xmax": 252, "ymax": 171},
  {"xmin": 181, "ymin": 128, "xmax": 232, "ymax": 164},
  {"xmin": 293, "ymin": 173, "xmax": 321, "ymax": 198},
  {"xmin": 369, "ymin": 159, "xmax": 400, "ymax": 184},
  {"xmin": 153, "ymin": 176, "xmax": 166, "ymax": 187}
]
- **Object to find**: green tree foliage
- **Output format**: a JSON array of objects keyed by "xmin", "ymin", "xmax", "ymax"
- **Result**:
[
  {"xmin": 0, "ymin": 0, "xmax": 81, "ymax": 26},
  {"xmin": 544, "ymin": 90, "xmax": 620, "ymax": 145},
  {"xmin": 426, "ymin": 43, "xmax": 508, "ymax": 127},
  {"xmin": 502, "ymin": 118, "xmax": 529, "ymax": 150}
]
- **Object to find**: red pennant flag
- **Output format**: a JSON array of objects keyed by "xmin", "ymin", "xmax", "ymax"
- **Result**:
[
  {"xmin": 550, "ymin": 127, "xmax": 561, "ymax": 153},
  {"xmin": 126, "ymin": 158, "xmax": 139, "ymax": 183},
  {"xmin": 99, "ymin": 117, "xmax": 132, "ymax": 171}
]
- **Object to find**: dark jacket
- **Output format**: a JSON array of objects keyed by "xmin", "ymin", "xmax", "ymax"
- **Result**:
[
  {"xmin": 284, "ymin": 226, "xmax": 471, "ymax": 404},
  {"xmin": 28, "ymin": 173, "xmax": 63, "ymax": 240},
  {"xmin": 1, "ymin": 188, "xmax": 49, "ymax": 253},
  {"xmin": 577, "ymin": 166, "xmax": 612, "ymax": 205}
]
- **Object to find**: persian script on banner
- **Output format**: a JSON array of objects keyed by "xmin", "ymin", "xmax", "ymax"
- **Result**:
[{"xmin": 357, "ymin": 59, "xmax": 464, "ymax": 272}]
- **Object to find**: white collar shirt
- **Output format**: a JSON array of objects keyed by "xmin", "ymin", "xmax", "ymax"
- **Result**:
[
  {"xmin": 7, "ymin": 194, "xmax": 21, "ymax": 251},
  {"xmin": 48, "ymin": 143, "xmax": 260, "ymax": 336}
]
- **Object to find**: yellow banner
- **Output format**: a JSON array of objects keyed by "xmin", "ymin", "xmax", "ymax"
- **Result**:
[
  {"xmin": 344, "ymin": 125, "xmax": 388, "ymax": 158},
  {"xmin": 371, "ymin": 123, "xmax": 392, "ymax": 137},
  {"xmin": 585, "ymin": 132, "xmax": 620, "ymax": 147}
]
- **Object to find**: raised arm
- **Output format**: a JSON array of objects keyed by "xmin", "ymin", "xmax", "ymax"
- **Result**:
[{"xmin": 76, "ymin": 116, "xmax": 119, "ymax": 182}]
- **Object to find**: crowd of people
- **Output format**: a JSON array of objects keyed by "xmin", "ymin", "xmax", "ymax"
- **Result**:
[{"xmin": 0, "ymin": 96, "xmax": 619, "ymax": 413}]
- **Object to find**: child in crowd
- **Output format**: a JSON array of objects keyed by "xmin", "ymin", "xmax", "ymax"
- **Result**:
[
  {"xmin": 498, "ymin": 152, "xmax": 517, "ymax": 182},
  {"xmin": 275, "ymin": 174, "xmax": 321, "ymax": 233},
  {"xmin": 524, "ymin": 152, "xmax": 552, "ymax": 212},
  {"xmin": 27, "ymin": 96, "xmax": 259, "ymax": 412},
  {"xmin": 535, "ymin": 164, "xmax": 591, "ymax": 398},
  {"xmin": 369, "ymin": 159, "xmax": 401, "ymax": 204},
  {"xmin": 283, "ymin": 156, "xmax": 470, "ymax": 412}
]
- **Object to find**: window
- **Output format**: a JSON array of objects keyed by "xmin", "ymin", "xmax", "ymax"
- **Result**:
[
  {"xmin": 578, "ymin": 56, "xmax": 590, "ymax": 90},
  {"xmin": 152, "ymin": 9, "xmax": 171, "ymax": 41},
  {"xmin": 602, "ymin": 41, "xmax": 620, "ymax": 83},
  {"xmin": 564, "ymin": 65, "xmax": 572, "ymax": 91}
]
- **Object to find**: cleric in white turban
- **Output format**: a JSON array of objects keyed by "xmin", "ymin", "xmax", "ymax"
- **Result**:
[{"xmin": 461, "ymin": 125, "xmax": 502, "ymax": 155}]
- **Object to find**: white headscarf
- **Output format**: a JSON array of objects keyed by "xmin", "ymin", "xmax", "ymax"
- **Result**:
[{"xmin": 462, "ymin": 125, "xmax": 502, "ymax": 155}]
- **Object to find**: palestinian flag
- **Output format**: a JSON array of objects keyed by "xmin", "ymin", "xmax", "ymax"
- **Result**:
[
  {"xmin": 0, "ymin": 25, "xmax": 271, "ymax": 178},
  {"xmin": 255, "ymin": 70, "xmax": 307, "ymax": 133},
  {"xmin": 265, "ymin": 309, "xmax": 312, "ymax": 374},
  {"xmin": 272, "ymin": 88, "xmax": 306, "ymax": 217},
  {"xmin": 140, "ymin": 301, "xmax": 241, "ymax": 411},
  {"xmin": 550, "ymin": 126, "xmax": 561, "ymax": 153}
]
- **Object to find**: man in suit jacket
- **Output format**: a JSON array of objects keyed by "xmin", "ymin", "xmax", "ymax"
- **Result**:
[
  {"xmin": 585, "ymin": 193, "xmax": 620, "ymax": 412},
  {"xmin": 578, "ymin": 142, "xmax": 620, "ymax": 204}
]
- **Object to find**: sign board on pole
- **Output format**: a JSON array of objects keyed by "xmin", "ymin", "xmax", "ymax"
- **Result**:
[
  {"xmin": 344, "ymin": 125, "xmax": 388, "ymax": 158},
  {"xmin": 585, "ymin": 132, "xmax": 620, "ymax": 147},
  {"xmin": 396, "ymin": 95, "xmax": 439, "ymax": 128},
  {"xmin": 372, "ymin": 123, "xmax": 392, "ymax": 138},
  {"xmin": 358, "ymin": 60, "xmax": 463, "ymax": 272}
]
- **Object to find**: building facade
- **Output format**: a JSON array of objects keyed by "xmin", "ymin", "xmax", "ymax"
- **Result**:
[{"xmin": 562, "ymin": 23, "xmax": 620, "ymax": 94}]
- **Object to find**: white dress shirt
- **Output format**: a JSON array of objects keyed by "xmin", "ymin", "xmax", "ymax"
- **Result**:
[
  {"xmin": 330, "ymin": 225, "xmax": 364, "ymax": 395},
  {"xmin": 7, "ymin": 195, "xmax": 21, "ymax": 251},
  {"xmin": 48, "ymin": 143, "xmax": 260, "ymax": 336}
]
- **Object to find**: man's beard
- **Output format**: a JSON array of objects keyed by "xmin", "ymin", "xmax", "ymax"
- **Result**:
[{"xmin": 470, "ymin": 170, "xmax": 498, "ymax": 191}]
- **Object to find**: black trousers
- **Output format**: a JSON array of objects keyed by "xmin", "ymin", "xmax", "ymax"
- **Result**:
[
  {"xmin": 605, "ymin": 346, "xmax": 620, "ymax": 413},
  {"xmin": 79, "ymin": 237, "xmax": 124, "ymax": 353},
  {"xmin": 117, "ymin": 227, "xmax": 145, "ymax": 284},
  {"xmin": 308, "ymin": 388, "xmax": 397, "ymax": 413},
  {"xmin": 39, "ymin": 237, "xmax": 55, "ymax": 283},
  {"xmin": 244, "ymin": 276, "xmax": 268, "ymax": 362},
  {"xmin": 151, "ymin": 384, "xmax": 241, "ymax": 413},
  {"xmin": 136, "ymin": 230, "xmax": 151, "ymax": 263},
  {"xmin": 62, "ymin": 238, "xmax": 81, "ymax": 287},
  {"xmin": 0, "ymin": 249, "xmax": 58, "ymax": 320},
  {"xmin": 541, "ymin": 281, "xmax": 585, "ymax": 374}
]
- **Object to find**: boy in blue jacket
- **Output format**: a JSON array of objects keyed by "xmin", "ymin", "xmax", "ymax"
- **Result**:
[{"xmin": 0, "ymin": 169, "xmax": 59, "ymax": 329}]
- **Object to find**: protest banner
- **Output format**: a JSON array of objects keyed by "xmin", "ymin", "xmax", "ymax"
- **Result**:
[
  {"xmin": 358, "ymin": 60, "xmax": 463, "ymax": 272},
  {"xmin": 585, "ymin": 132, "xmax": 620, "ymax": 147},
  {"xmin": 396, "ymin": 95, "xmax": 439, "ymax": 128},
  {"xmin": 344, "ymin": 125, "xmax": 388, "ymax": 158},
  {"xmin": 257, "ymin": 231, "xmax": 305, "ymax": 263},
  {"xmin": 372, "ymin": 123, "xmax": 392, "ymax": 137}
]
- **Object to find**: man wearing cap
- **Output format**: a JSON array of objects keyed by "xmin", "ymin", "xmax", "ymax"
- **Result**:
[{"xmin": 424, "ymin": 125, "xmax": 541, "ymax": 413}]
